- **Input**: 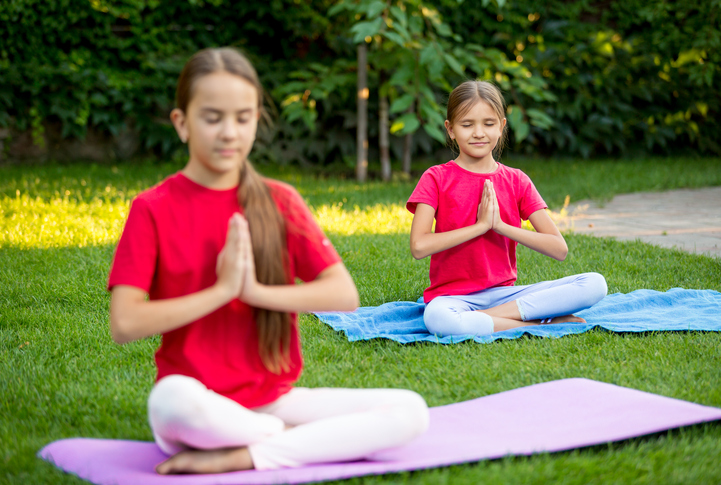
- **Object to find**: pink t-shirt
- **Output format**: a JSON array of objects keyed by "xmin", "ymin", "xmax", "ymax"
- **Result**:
[
  {"xmin": 108, "ymin": 173, "xmax": 340, "ymax": 408},
  {"xmin": 407, "ymin": 161, "xmax": 546, "ymax": 303}
]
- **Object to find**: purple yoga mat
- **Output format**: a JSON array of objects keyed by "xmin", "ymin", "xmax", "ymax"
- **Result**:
[{"xmin": 39, "ymin": 378, "xmax": 721, "ymax": 485}]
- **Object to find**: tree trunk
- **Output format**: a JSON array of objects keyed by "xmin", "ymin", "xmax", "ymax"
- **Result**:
[
  {"xmin": 402, "ymin": 133, "xmax": 412, "ymax": 175},
  {"xmin": 402, "ymin": 100, "xmax": 415, "ymax": 175},
  {"xmin": 379, "ymin": 71, "xmax": 391, "ymax": 182},
  {"xmin": 356, "ymin": 43, "xmax": 368, "ymax": 183}
]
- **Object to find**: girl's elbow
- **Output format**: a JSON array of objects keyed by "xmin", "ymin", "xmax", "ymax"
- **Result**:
[
  {"xmin": 347, "ymin": 291, "xmax": 360, "ymax": 311},
  {"xmin": 409, "ymin": 240, "xmax": 427, "ymax": 260},
  {"xmin": 109, "ymin": 313, "xmax": 134, "ymax": 345},
  {"xmin": 334, "ymin": 273, "xmax": 359, "ymax": 311},
  {"xmin": 343, "ymin": 282, "xmax": 360, "ymax": 311},
  {"xmin": 110, "ymin": 323, "xmax": 130, "ymax": 345},
  {"xmin": 333, "ymin": 289, "xmax": 359, "ymax": 312},
  {"xmin": 555, "ymin": 241, "xmax": 569, "ymax": 261}
]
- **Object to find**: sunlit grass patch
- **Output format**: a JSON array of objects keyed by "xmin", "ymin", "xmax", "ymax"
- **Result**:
[
  {"xmin": 522, "ymin": 195, "xmax": 573, "ymax": 232},
  {"xmin": 0, "ymin": 162, "xmax": 174, "ymax": 249},
  {"xmin": 0, "ymin": 194, "xmax": 412, "ymax": 249},
  {"xmin": 0, "ymin": 191, "xmax": 571, "ymax": 249},
  {"xmin": 313, "ymin": 203, "xmax": 412, "ymax": 236},
  {"xmin": 0, "ymin": 193, "xmax": 129, "ymax": 249}
]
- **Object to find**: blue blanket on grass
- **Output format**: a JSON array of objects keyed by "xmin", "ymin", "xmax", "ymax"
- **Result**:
[{"xmin": 314, "ymin": 288, "xmax": 721, "ymax": 344}]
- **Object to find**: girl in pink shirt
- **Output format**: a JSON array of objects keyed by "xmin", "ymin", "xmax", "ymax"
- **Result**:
[
  {"xmin": 407, "ymin": 81, "xmax": 606, "ymax": 337},
  {"xmin": 109, "ymin": 47, "xmax": 428, "ymax": 475}
]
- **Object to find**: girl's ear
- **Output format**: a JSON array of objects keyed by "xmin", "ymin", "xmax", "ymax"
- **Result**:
[
  {"xmin": 501, "ymin": 117, "xmax": 507, "ymax": 130},
  {"xmin": 444, "ymin": 120, "xmax": 455, "ymax": 140},
  {"xmin": 170, "ymin": 108, "xmax": 189, "ymax": 144}
]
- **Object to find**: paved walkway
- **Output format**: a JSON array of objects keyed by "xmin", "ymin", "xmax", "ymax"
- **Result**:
[{"xmin": 565, "ymin": 186, "xmax": 721, "ymax": 258}]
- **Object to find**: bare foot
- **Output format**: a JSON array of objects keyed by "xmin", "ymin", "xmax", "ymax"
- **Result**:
[
  {"xmin": 156, "ymin": 447, "xmax": 253, "ymax": 475},
  {"xmin": 539, "ymin": 314, "xmax": 586, "ymax": 324}
]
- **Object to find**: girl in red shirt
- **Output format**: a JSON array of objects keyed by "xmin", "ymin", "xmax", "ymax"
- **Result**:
[
  {"xmin": 109, "ymin": 47, "xmax": 428, "ymax": 475},
  {"xmin": 407, "ymin": 81, "xmax": 607, "ymax": 336}
]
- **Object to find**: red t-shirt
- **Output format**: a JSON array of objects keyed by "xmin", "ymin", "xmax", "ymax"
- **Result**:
[
  {"xmin": 108, "ymin": 173, "xmax": 340, "ymax": 408},
  {"xmin": 407, "ymin": 161, "xmax": 547, "ymax": 303}
]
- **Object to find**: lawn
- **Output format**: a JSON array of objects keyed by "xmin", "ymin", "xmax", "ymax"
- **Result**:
[{"xmin": 1, "ymin": 156, "xmax": 720, "ymax": 484}]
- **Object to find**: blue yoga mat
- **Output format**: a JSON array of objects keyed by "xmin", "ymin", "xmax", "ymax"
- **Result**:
[{"xmin": 315, "ymin": 288, "xmax": 721, "ymax": 344}]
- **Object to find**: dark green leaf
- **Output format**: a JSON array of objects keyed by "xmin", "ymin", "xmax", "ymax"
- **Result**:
[
  {"xmin": 364, "ymin": 0, "xmax": 386, "ymax": 19},
  {"xmin": 390, "ymin": 94, "xmax": 415, "ymax": 114},
  {"xmin": 390, "ymin": 6, "xmax": 407, "ymax": 26},
  {"xmin": 434, "ymin": 21, "xmax": 453, "ymax": 38},
  {"xmin": 382, "ymin": 31, "xmax": 406, "ymax": 47},
  {"xmin": 444, "ymin": 53, "xmax": 465, "ymax": 76},
  {"xmin": 514, "ymin": 121, "xmax": 530, "ymax": 143},
  {"xmin": 390, "ymin": 112, "xmax": 420, "ymax": 135},
  {"xmin": 423, "ymin": 122, "xmax": 447, "ymax": 143},
  {"xmin": 507, "ymin": 105, "xmax": 524, "ymax": 131},
  {"xmin": 328, "ymin": 2, "xmax": 349, "ymax": 16},
  {"xmin": 350, "ymin": 17, "xmax": 384, "ymax": 43},
  {"xmin": 527, "ymin": 108, "xmax": 555, "ymax": 129}
]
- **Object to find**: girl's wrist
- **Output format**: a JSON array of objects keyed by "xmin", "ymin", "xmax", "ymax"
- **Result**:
[
  {"xmin": 493, "ymin": 220, "xmax": 509, "ymax": 235},
  {"xmin": 475, "ymin": 221, "xmax": 491, "ymax": 235},
  {"xmin": 240, "ymin": 281, "xmax": 265, "ymax": 307},
  {"xmin": 213, "ymin": 280, "xmax": 240, "ymax": 305}
]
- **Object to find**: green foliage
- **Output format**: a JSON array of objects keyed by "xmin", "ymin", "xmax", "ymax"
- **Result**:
[
  {"xmin": 1, "ymin": 0, "xmax": 719, "ymax": 165},
  {"xmin": 440, "ymin": 0, "xmax": 721, "ymax": 157},
  {"xmin": 0, "ymin": 0, "xmax": 341, "ymax": 159},
  {"xmin": 280, "ymin": 0, "xmax": 551, "ymax": 152}
]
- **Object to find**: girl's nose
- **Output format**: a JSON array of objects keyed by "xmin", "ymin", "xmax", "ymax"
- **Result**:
[{"xmin": 220, "ymin": 119, "xmax": 237, "ymax": 139}]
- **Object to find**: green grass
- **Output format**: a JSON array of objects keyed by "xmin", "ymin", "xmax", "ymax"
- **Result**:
[{"xmin": 1, "ymin": 157, "xmax": 720, "ymax": 484}]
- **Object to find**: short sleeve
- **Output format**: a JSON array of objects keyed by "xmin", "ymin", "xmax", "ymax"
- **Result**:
[
  {"xmin": 277, "ymin": 185, "xmax": 341, "ymax": 283},
  {"xmin": 107, "ymin": 197, "xmax": 158, "ymax": 292},
  {"xmin": 517, "ymin": 173, "xmax": 547, "ymax": 221},
  {"xmin": 406, "ymin": 168, "xmax": 440, "ymax": 214}
]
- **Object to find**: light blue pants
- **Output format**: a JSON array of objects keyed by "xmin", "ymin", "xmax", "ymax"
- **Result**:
[{"xmin": 423, "ymin": 272, "xmax": 607, "ymax": 337}]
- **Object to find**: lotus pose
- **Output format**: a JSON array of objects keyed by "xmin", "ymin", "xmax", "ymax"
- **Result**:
[
  {"xmin": 407, "ymin": 80, "xmax": 607, "ymax": 337},
  {"xmin": 108, "ymin": 47, "xmax": 428, "ymax": 475}
]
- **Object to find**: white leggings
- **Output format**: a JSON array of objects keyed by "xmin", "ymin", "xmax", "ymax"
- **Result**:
[
  {"xmin": 423, "ymin": 272, "xmax": 607, "ymax": 337},
  {"xmin": 147, "ymin": 375, "xmax": 429, "ymax": 470}
]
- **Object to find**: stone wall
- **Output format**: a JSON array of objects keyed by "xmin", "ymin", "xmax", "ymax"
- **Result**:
[{"xmin": 0, "ymin": 122, "xmax": 141, "ymax": 163}]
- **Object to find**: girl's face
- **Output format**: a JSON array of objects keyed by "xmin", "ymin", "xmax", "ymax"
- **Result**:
[
  {"xmin": 171, "ymin": 71, "xmax": 260, "ymax": 189},
  {"xmin": 445, "ymin": 99, "xmax": 506, "ymax": 169}
]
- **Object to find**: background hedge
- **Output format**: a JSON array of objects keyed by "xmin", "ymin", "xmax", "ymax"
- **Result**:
[{"xmin": 0, "ymin": 0, "xmax": 719, "ymax": 165}]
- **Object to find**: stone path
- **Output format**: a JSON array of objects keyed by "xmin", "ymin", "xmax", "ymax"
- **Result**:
[{"xmin": 565, "ymin": 186, "xmax": 721, "ymax": 258}]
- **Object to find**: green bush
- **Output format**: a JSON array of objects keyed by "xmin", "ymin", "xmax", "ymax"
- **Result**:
[
  {"xmin": 0, "ymin": 0, "xmax": 338, "ymax": 159},
  {"xmin": 440, "ymin": 0, "xmax": 721, "ymax": 157},
  {"xmin": 1, "ymin": 0, "xmax": 719, "ymax": 163}
]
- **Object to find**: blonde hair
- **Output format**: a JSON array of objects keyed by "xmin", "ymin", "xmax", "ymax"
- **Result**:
[
  {"xmin": 176, "ymin": 48, "xmax": 291, "ymax": 374},
  {"xmin": 446, "ymin": 80, "xmax": 507, "ymax": 159}
]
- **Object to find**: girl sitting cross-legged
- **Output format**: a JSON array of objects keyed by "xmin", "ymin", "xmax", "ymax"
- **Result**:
[
  {"xmin": 108, "ymin": 47, "xmax": 428, "ymax": 475},
  {"xmin": 407, "ymin": 80, "xmax": 607, "ymax": 338}
]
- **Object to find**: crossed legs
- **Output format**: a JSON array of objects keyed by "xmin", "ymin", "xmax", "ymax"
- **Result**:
[
  {"xmin": 423, "ymin": 272, "xmax": 607, "ymax": 337},
  {"xmin": 148, "ymin": 375, "xmax": 429, "ymax": 474}
]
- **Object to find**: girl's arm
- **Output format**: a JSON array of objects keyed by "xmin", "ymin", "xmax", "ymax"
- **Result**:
[
  {"xmin": 240, "ymin": 262, "xmax": 359, "ymax": 313},
  {"xmin": 490, "ymin": 185, "xmax": 568, "ymax": 261},
  {"xmin": 110, "ymin": 214, "xmax": 249, "ymax": 344},
  {"xmin": 409, "ymin": 180, "xmax": 495, "ymax": 260},
  {"xmin": 238, "ymin": 220, "xmax": 359, "ymax": 313}
]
